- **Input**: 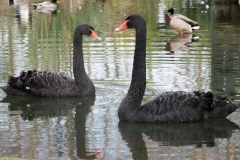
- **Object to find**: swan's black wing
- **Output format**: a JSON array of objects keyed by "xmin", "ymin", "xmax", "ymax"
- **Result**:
[
  {"xmin": 133, "ymin": 91, "xmax": 214, "ymax": 123},
  {"xmin": 1, "ymin": 70, "xmax": 79, "ymax": 97}
]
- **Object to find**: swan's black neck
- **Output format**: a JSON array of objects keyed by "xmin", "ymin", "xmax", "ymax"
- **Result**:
[
  {"xmin": 128, "ymin": 27, "xmax": 146, "ymax": 96},
  {"xmin": 73, "ymin": 33, "xmax": 94, "ymax": 95},
  {"xmin": 119, "ymin": 24, "xmax": 147, "ymax": 116}
]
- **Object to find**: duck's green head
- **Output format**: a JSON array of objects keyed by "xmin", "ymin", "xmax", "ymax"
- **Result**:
[
  {"xmin": 50, "ymin": 0, "xmax": 58, "ymax": 3},
  {"xmin": 168, "ymin": 8, "xmax": 174, "ymax": 14}
]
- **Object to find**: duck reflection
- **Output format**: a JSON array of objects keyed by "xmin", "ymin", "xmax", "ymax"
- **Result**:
[
  {"xmin": 8, "ymin": 0, "xmax": 31, "ymax": 27},
  {"xmin": 2, "ymin": 95, "xmax": 92, "ymax": 120},
  {"xmin": 118, "ymin": 119, "xmax": 239, "ymax": 160},
  {"xmin": 165, "ymin": 34, "xmax": 199, "ymax": 53},
  {"xmin": 74, "ymin": 96, "xmax": 102, "ymax": 159},
  {"xmin": 96, "ymin": 0, "xmax": 107, "ymax": 7}
]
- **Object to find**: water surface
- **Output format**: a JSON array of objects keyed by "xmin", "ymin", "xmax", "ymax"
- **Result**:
[{"xmin": 0, "ymin": 0, "xmax": 240, "ymax": 159}]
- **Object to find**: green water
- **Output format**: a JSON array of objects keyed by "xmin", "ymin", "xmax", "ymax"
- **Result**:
[{"xmin": 0, "ymin": 0, "xmax": 240, "ymax": 159}]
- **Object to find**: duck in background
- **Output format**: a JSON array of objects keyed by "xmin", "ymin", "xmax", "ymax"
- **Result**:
[
  {"xmin": 33, "ymin": 0, "xmax": 59, "ymax": 11},
  {"xmin": 8, "ymin": 0, "xmax": 30, "ymax": 26},
  {"xmin": 165, "ymin": 8, "xmax": 200, "ymax": 35},
  {"xmin": 96, "ymin": 0, "xmax": 107, "ymax": 7}
]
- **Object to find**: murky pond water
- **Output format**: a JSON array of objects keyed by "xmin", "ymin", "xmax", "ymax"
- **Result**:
[{"xmin": 0, "ymin": 0, "xmax": 240, "ymax": 159}]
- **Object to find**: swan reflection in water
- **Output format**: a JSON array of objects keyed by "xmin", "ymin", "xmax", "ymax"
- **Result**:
[
  {"xmin": 74, "ymin": 96, "xmax": 103, "ymax": 159},
  {"xmin": 165, "ymin": 34, "xmax": 199, "ymax": 53},
  {"xmin": 118, "ymin": 120, "xmax": 239, "ymax": 160},
  {"xmin": 2, "ymin": 95, "xmax": 101, "ymax": 159},
  {"xmin": 3, "ymin": 96, "xmax": 85, "ymax": 120}
]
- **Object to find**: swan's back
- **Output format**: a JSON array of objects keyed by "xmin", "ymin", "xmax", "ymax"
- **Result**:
[
  {"xmin": 1, "ymin": 70, "xmax": 81, "ymax": 97},
  {"xmin": 124, "ymin": 91, "xmax": 238, "ymax": 123},
  {"xmin": 135, "ymin": 91, "xmax": 203, "ymax": 122},
  {"xmin": 140, "ymin": 91, "xmax": 189, "ymax": 113}
]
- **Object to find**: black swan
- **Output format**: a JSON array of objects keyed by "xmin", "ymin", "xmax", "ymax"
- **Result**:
[
  {"xmin": 0, "ymin": 24, "xmax": 100, "ymax": 97},
  {"xmin": 115, "ymin": 14, "xmax": 238, "ymax": 123},
  {"xmin": 165, "ymin": 8, "xmax": 200, "ymax": 35}
]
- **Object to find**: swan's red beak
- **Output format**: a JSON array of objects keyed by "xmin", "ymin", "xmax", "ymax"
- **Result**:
[
  {"xmin": 89, "ymin": 29, "xmax": 101, "ymax": 40},
  {"xmin": 94, "ymin": 148, "xmax": 103, "ymax": 159},
  {"xmin": 115, "ymin": 20, "xmax": 129, "ymax": 31},
  {"xmin": 95, "ymin": 152, "xmax": 102, "ymax": 159}
]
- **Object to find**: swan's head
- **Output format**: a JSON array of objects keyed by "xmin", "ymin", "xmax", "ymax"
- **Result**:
[
  {"xmin": 115, "ymin": 14, "xmax": 146, "ymax": 31},
  {"xmin": 75, "ymin": 24, "xmax": 101, "ymax": 40},
  {"xmin": 168, "ymin": 8, "xmax": 174, "ymax": 14}
]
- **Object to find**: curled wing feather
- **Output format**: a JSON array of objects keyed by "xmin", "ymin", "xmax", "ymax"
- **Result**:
[{"xmin": 6, "ymin": 70, "xmax": 78, "ymax": 97}]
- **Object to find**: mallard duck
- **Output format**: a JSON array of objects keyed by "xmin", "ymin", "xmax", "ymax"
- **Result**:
[
  {"xmin": 33, "ymin": 0, "xmax": 58, "ymax": 10},
  {"xmin": 165, "ymin": 8, "xmax": 200, "ymax": 35}
]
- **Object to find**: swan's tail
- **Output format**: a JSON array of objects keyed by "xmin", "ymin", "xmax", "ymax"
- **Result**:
[
  {"xmin": 0, "ymin": 70, "xmax": 37, "ymax": 96},
  {"xmin": 204, "ymin": 94, "xmax": 239, "ymax": 119},
  {"xmin": 7, "ymin": 70, "xmax": 37, "ymax": 91},
  {"xmin": 193, "ymin": 91, "xmax": 239, "ymax": 119}
]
